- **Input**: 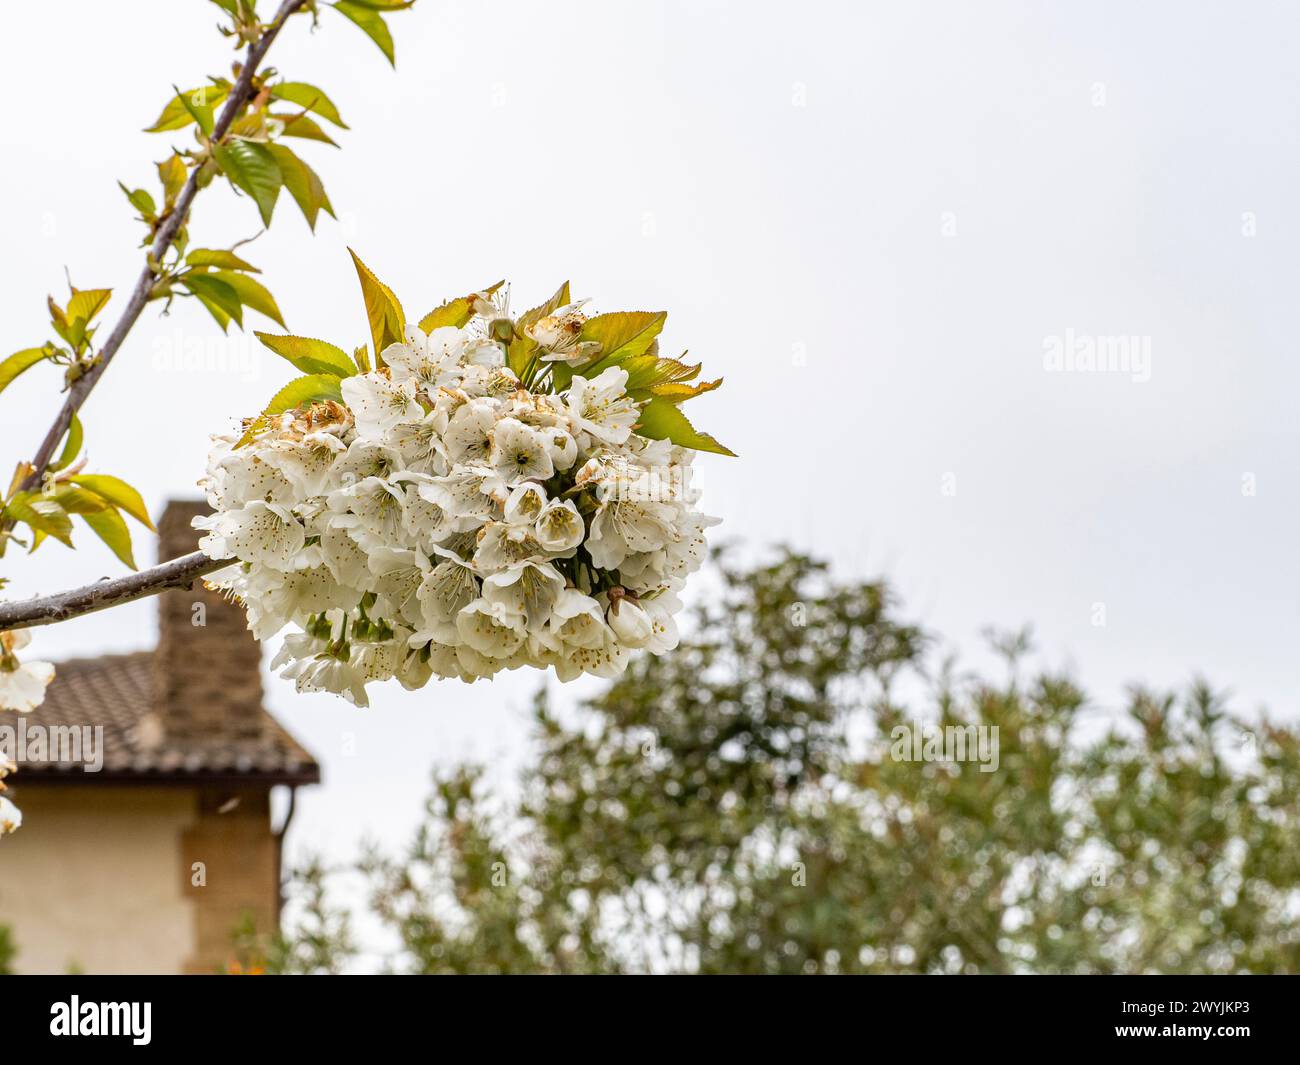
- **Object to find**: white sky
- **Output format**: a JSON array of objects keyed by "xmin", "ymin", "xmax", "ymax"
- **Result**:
[{"xmin": 2, "ymin": 0, "xmax": 1298, "ymax": 876}]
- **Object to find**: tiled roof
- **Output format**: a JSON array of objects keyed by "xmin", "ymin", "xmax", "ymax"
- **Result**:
[{"xmin": 11, "ymin": 651, "xmax": 319, "ymax": 784}]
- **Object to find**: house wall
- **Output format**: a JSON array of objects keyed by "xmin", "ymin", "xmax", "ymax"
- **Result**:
[{"xmin": 0, "ymin": 784, "xmax": 280, "ymax": 975}]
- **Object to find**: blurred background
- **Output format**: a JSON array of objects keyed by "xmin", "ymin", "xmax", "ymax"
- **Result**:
[{"xmin": 1, "ymin": 0, "xmax": 1298, "ymax": 971}]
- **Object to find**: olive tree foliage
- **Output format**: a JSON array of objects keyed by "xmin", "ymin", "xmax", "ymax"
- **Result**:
[{"xmin": 262, "ymin": 548, "xmax": 1300, "ymax": 974}]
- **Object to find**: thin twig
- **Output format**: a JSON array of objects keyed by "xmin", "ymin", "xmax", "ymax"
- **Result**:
[
  {"xmin": 9, "ymin": 0, "xmax": 309, "ymax": 505},
  {"xmin": 0, "ymin": 551, "xmax": 231, "ymax": 631}
]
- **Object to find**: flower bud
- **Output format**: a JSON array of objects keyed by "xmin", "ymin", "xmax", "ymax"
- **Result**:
[{"xmin": 607, "ymin": 597, "xmax": 653, "ymax": 648}]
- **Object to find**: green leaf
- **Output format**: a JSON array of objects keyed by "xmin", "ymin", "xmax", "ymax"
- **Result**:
[
  {"xmin": 636, "ymin": 397, "xmax": 736, "ymax": 457},
  {"xmin": 619, "ymin": 354, "xmax": 700, "ymax": 392},
  {"xmin": 145, "ymin": 82, "xmax": 230, "ymax": 132},
  {"xmin": 238, "ymin": 374, "xmax": 346, "ymax": 447},
  {"xmin": 3, "ymin": 492, "xmax": 74, "ymax": 548},
  {"xmin": 332, "ymin": 1, "xmax": 396, "ymax": 65},
  {"xmin": 119, "ymin": 182, "xmax": 157, "ymax": 220},
  {"xmin": 268, "ymin": 82, "xmax": 349, "ymax": 128},
  {"xmin": 208, "ymin": 0, "xmax": 241, "ymax": 16},
  {"xmin": 181, "ymin": 273, "xmax": 244, "ymax": 330},
  {"xmin": 175, "ymin": 86, "xmax": 216, "ymax": 138},
  {"xmin": 186, "ymin": 248, "xmax": 260, "ymax": 272},
  {"xmin": 158, "ymin": 154, "xmax": 188, "ymax": 206},
  {"xmin": 0, "ymin": 348, "xmax": 50, "ymax": 395},
  {"xmin": 209, "ymin": 270, "xmax": 286, "ymax": 328},
  {"xmin": 67, "ymin": 474, "xmax": 155, "ymax": 530},
  {"xmin": 255, "ymin": 332, "xmax": 356, "ymax": 377},
  {"xmin": 348, "ymin": 248, "xmax": 405, "ymax": 364},
  {"xmin": 272, "ymin": 112, "xmax": 340, "ymax": 147},
  {"xmin": 49, "ymin": 415, "xmax": 84, "ymax": 474},
  {"xmin": 81, "ymin": 507, "xmax": 137, "ymax": 570},
  {"xmin": 266, "ymin": 144, "xmax": 335, "ymax": 231},
  {"xmin": 213, "ymin": 141, "xmax": 282, "ymax": 227},
  {"xmin": 579, "ymin": 311, "xmax": 667, "ymax": 366}
]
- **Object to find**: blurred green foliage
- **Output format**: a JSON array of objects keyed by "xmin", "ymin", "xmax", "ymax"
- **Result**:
[{"xmin": 268, "ymin": 548, "xmax": 1300, "ymax": 974}]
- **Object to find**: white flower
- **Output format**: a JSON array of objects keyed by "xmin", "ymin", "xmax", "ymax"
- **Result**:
[
  {"xmin": 529, "ymin": 301, "xmax": 601, "ymax": 365},
  {"xmin": 327, "ymin": 476, "xmax": 407, "ymax": 546},
  {"xmin": 341, "ymin": 372, "xmax": 422, "ymax": 435},
  {"xmin": 415, "ymin": 555, "xmax": 481, "ymax": 642},
  {"xmin": 503, "ymin": 482, "xmax": 548, "ymax": 525},
  {"xmin": 585, "ymin": 496, "xmax": 680, "ymax": 571},
  {"xmin": 202, "ymin": 283, "xmax": 719, "ymax": 703},
  {"xmin": 489, "ymin": 418, "xmax": 554, "ymax": 485},
  {"xmin": 564, "ymin": 367, "xmax": 639, "ymax": 445},
  {"xmin": 548, "ymin": 589, "xmax": 608, "ymax": 650},
  {"xmin": 443, "ymin": 399, "xmax": 500, "ymax": 466},
  {"xmin": 0, "ymin": 795, "xmax": 21, "ymax": 836},
  {"xmin": 535, "ymin": 499, "xmax": 585, "ymax": 554},
  {"xmin": 455, "ymin": 598, "xmax": 526, "ymax": 659},
  {"xmin": 544, "ymin": 428, "xmax": 578, "ymax": 470},
  {"xmin": 384, "ymin": 324, "xmax": 465, "ymax": 390},
  {"xmin": 200, "ymin": 500, "xmax": 305, "ymax": 570},
  {"xmin": 0, "ymin": 630, "xmax": 55, "ymax": 714},
  {"xmin": 473, "ymin": 520, "xmax": 546, "ymax": 572},
  {"xmin": 482, "ymin": 561, "xmax": 565, "ymax": 632},
  {"xmin": 606, "ymin": 594, "xmax": 654, "ymax": 648}
]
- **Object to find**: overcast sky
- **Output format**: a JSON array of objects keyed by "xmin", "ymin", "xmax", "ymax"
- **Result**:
[{"xmin": 3, "ymin": 0, "xmax": 1298, "ymax": 886}]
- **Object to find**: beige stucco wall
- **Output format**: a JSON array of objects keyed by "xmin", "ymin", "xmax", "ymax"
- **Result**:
[{"xmin": 0, "ymin": 787, "xmax": 197, "ymax": 974}]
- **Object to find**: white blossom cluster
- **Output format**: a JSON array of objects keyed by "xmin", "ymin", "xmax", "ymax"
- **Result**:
[{"xmin": 197, "ymin": 301, "xmax": 718, "ymax": 705}]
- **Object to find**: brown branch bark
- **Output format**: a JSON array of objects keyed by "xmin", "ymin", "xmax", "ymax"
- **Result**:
[
  {"xmin": 0, "ymin": 551, "xmax": 230, "ymax": 630},
  {"xmin": 9, "ymin": 0, "xmax": 309, "ymax": 505}
]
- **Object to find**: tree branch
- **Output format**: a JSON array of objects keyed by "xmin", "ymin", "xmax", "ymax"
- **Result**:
[
  {"xmin": 0, "ymin": 551, "xmax": 231, "ymax": 631},
  {"xmin": 9, "ymin": 0, "xmax": 309, "ymax": 505}
]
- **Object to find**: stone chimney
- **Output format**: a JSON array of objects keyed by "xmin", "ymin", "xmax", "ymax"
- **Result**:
[{"xmin": 154, "ymin": 500, "xmax": 265, "ymax": 741}]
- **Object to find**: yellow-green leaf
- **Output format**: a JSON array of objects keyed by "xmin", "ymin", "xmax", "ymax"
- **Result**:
[
  {"xmin": 68, "ymin": 474, "xmax": 156, "ymax": 530},
  {"xmin": 636, "ymin": 397, "xmax": 735, "ymax": 457},
  {"xmin": 119, "ymin": 182, "xmax": 157, "ymax": 220},
  {"xmin": 66, "ymin": 288, "xmax": 112, "ymax": 331},
  {"xmin": 255, "ymin": 332, "xmax": 356, "ymax": 377},
  {"xmin": 49, "ymin": 485, "xmax": 108, "ymax": 515},
  {"xmin": 145, "ymin": 82, "xmax": 230, "ymax": 132},
  {"xmin": 209, "ymin": 271, "xmax": 286, "ymax": 328},
  {"xmin": 49, "ymin": 414, "xmax": 84, "ymax": 474},
  {"xmin": 579, "ymin": 311, "xmax": 667, "ymax": 365},
  {"xmin": 273, "ymin": 112, "xmax": 340, "ymax": 147},
  {"xmin": 81, "ymin": 507, "xmax": 136, "ymax": 570},
  {"xmin": 348, "ymin": 248, "xmax": 405, "ymax": 365},
  {"xmin": 213, "ymin": 141, "xmax": 282, "ymax": 227},
  {"xmin": 4, "ymin": 492, "xmax": 74, "ymax": 548},
  {"xmin": 158, "ymin": 154, "xmax": 188, "ymax": 206},
  {"xmin": 186, "ymin": 248, "xmax": 260, "ymax": 273},
  {"xmin": 0, "ymin": 348, "xmax": 50, "ymax": 395},
  {"xmin": 647, "ymin": 377, "xmax": 723, "ymax": 403},
  {"xmin": 266, "ymin": 144, "xmax": 335, "ymax": 231},
  {"xmin": 268, "ymin": 82, "xmax": 349, "ymax": 128},
  {"xmin": 418, "ymin": 281, "xmax": 503, "ymax": 333},
  {"xmin": 332, "ymin": 1, "xmax": 396, "ymax": 65}
]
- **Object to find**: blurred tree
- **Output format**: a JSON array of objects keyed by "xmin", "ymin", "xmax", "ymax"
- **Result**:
[{"xmin": 275, "ymin": 548, "xmax": 1300, "ymax": 974}]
